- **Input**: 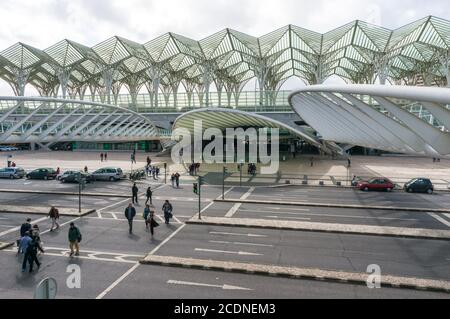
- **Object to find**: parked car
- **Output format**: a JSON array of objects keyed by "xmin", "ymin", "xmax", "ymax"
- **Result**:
[
  {"xmin": 26, "ymin": 168, "xmax": 57, "ymax": 180},
  {"xmin": 60, "ymin": 171, "xmax": 93, "ymax": 183},
  {"xmin": 0, "ymin": 167, "xmax": 26, "ymax": 179},
  {"xmin": 357, "ymin": 178, "xmax": 395, "ymax": 192},
  {"xmin": 0, "ymin": 146, "xmax": 19, "ymax": 152},
  {"xmin": 57, "ymin": 170, "xmax": 76, "ymax": 181},
  {"xmin": 91, "ymin": 167, "xmax": 124, "ymax": 181},
  {"xmin": 404, "ymin": 178, "xmax": 434, "ymax": 194}
]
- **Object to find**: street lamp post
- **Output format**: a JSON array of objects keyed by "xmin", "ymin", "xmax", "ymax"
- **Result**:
[{"xmin": 222, "ymin": 166, "xmax": 227, "ymax": 200}]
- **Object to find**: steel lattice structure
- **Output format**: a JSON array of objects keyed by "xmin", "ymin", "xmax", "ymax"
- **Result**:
[
  {"xmin": 0, "ymin": 16, "xmax": 450, "ymax": 110},
  {"xmin": 0, "ymin": 97, "xmax": 160, "ymax": 146},
  {"xmin": 289, "ymin": 85, "xmax": 450, "ymax": 158}
]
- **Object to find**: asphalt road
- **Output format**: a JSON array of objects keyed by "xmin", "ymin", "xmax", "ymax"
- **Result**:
[
  {"xmin": 154, "ymin": 225, "xmax": 450, "ymax": 281},
  {"xmin": 0, "ymin": 181, "xmax": 449, "ymax": 299}
]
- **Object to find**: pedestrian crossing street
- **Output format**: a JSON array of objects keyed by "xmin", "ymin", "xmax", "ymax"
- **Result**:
[{"xmin": 93, "ymin": 211, "xmax": 192, "ymax": 225}]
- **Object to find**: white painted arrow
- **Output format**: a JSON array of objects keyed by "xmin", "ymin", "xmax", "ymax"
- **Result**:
[
  {"xmin": 210, "ymin": 231, "xmax": 267, "ymax": 238},
  {"xmin": 195, "ymin": 248, "xmax": 263, "ymax": 256},
  {"xmin": 167, "ymin": 280, "xmax": 252, "ymax": 291}
]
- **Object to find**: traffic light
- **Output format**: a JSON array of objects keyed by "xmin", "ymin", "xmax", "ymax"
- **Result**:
[{"xmin": 193, "ymin": 183, "xmax": 198, "ymax": 194}]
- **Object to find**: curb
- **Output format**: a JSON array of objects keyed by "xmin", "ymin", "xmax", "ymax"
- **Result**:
[
  {"xmin": 0, "ymin": 208, "xmax": 96, "ymax": 217},
  {"xmin": 0, "ymin": 242, "xmax": 14, "ymax": 251},
  {"xmin": 140, "ymin": 255, "xmax": 450, "ymax": 294},
  {"xmin": 0, "ymin": 189, "xmax": 129, "ymax": 198},
  {"xmin": 214, "ymin": 199, "xmax": 450, "ymax": 214},
  {"xmin": 186, "ymin": 217, "xmax": 450, "ymax": 241}
]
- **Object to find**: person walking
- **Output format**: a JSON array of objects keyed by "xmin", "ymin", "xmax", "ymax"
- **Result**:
[
  {"xmin": 84, "ymin": 166, "xmax": 88, "ymax": 173},
  {"xmin": 162, "ymin": 200, "xmax": 173, "ymax": 225},
  {"xmin": 100, "ymin": 153, "xmax": 104, "ymax": 162},
  {"xmin": 171, "ymin": 174, "xmax": 175, "ymax": 187},
  {"xmin": 104, "ymin": 152, "xmax": 108, "ymax": 161},
  {"xmin": 68, "ymin": 222, "xmax": 81, "ymax": 257},
  {"xmin": 148, "ymin": 206, "xmax": 158, "ymax": 237},
  {"xmin": 18, "ymin": 218, "xmax": 32, "ymax": 252},
  {"xmin": 347, "ymin": 158, "xmax": 351, "ymax": 168},
  {"xmin": 132, "ymin": 183, "xmax": 139, "ymax": 204},
  {"xmin": 147, "ymin": 156, "xmax": 151, "ymax": 167},
  {"xmin": 143, "ymin": 204, "xmax": 151, "ymax": 230},
  {"xmin": 23, "ymin": 236, "xmax": 44, "ymax": 273},
  {"xmin": 48, "ymin": 206, "xmax": 60, "ymax": 232},
  {"xmin": 145, "ymin": 187, "xmax": 153, "ymax": 205},
  {"xmin": 124, "ymin": 203, "xmax": 137, "ymax": 234},
  {"xmin": 18, "ymin": 231, "xmax": 32, "ymax": 255},
  {"xmin": 175, "ymin": 172, "xmax": 180, "ymax": 188}
]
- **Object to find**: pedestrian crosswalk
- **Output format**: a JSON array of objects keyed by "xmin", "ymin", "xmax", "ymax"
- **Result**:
[{"xmin": 91, "ymin": 212, "xmax": 190, "ymax": 225}]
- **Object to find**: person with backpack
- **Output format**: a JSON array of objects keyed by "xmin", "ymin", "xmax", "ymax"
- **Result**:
[
  {"xmin": 162, "ymin": 200, "xmax": 173, "ymax": 225},
  {"xmin": 145, "ymin": 187, "xmax": 153, "ymax": 205},
  {"xmin": 124, "ymin": 203, "xmax": 137, "ymax": 234},
  {"xmin": 68, "ymin": 223, "xmax": 82, "ymax": 257},
  {"xmin": 48, "ymin": 206, "xmax": 60, "ymax": 232}
]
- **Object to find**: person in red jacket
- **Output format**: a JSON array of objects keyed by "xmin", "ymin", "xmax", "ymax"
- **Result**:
[{"xmin": 48, "ymin": 206, "xmax": 60, "ymax": 232}]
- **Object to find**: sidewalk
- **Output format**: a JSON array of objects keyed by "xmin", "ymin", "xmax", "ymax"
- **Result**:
[{"xmin": 0, "ymin": 205, "xmax": 95, "ymax": 217}]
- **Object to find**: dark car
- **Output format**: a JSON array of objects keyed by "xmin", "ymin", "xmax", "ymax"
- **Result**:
[
  {"xmin": 60, "ymin": 171, "xmax": 93, "ymax": 183},
  {"xmin": 26, "ymin": 168, "xmax": 57, "ymax": 180},
  {"xmin": 404, "ymin": 178, "xmax": 434, "ymax": 194},
  {"xmin": 357, "ymin": 178, "xmax": 395, "ymax": 192}
]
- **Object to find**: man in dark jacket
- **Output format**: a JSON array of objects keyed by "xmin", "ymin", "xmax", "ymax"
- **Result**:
[
  {"xmin": 23, "ymin": 236, "xmax": 44, "ymax": 273},
  {"xmin": 145, "ymin": 187, "xmax": 153, "ymax": 205},
  {"xmin": 132, "ymin": 183, "xmax": 139, "ymax": 204},
  {"xmin": 162, "ymin": 200, "xmax": 173, "ymax": 225},
  {"xmin": 68, "ymin": 222, "xmax": 81, "ymax": 257},
  {"xmin": 20, "ymin": 218, "xmax": 32, "ymax": 238},
  {"xmin": 124, "ymin": 203, "xmax": 137, "ymax": 234}
]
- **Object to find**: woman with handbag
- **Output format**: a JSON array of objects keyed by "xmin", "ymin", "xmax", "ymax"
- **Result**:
[{"xmin": 148, "ymin": 206, "xmax": 159, "ymax": 237}]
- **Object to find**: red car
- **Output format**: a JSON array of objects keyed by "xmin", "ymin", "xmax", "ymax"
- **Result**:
[{"xmin": 357, "ymin": 178, "xmax": 395, "ymax": 192}]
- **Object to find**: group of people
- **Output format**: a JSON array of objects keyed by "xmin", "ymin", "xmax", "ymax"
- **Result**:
[
  {"xmin": 124, "ymin": 200, "xmax": 174, "ymax": 236},
  {"xmin": 171, "ymin": 172, "xmax": 181, "ymax": 188},
  {"xmin": 100, "ymin": 153, "xmax": 108, "ymax": 162},
  {"xmin": 247, "ymin": 163, "xmax": 257, "ymax": 175},
  {"xmin": 146, "ymin": 165, "xmax": 160, "ymax": 179},
  {"xmin": 188, "ymin": 163, "xmax": 200, "ymax": 176},
  {"xmin": 17, "ymin": 209, "xmax": 83, "ymax": 273}
]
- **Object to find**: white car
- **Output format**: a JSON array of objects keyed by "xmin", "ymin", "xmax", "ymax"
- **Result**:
[{"xmin": 0, "ymin": 146, "xmax": 19, "ymax": 152}]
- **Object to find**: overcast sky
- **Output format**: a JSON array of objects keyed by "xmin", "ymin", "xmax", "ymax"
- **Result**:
[{"xmin": 0, "ymin": 0, "xmax": 448, "ymax": 95}]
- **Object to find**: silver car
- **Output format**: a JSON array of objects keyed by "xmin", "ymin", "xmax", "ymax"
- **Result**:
[
  {"xmin": 0, "ymin": 167, "xmax": 26, "ymax": 179},
  {"xmin": 92, "ymin": 167, "xmax": 124, "ymax": 181}
]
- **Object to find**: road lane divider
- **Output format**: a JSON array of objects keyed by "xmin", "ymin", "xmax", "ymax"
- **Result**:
[
  {"xmin": 140, "ymin": 255, "xmax": 450, "ymax": 293},
  {"xmin": 186, "ymin": 216, "xmax": 450, "ymax": 241}
]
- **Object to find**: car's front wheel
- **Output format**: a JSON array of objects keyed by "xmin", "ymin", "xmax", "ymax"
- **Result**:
[
  {"xmin": 9, "ymin": 175, "xmax": 15, "ymax": 180},
  {"xmin": 427, "ymin": 188, "xmax": 433, "ymax": 195},
  {"xmin": 109, "ymin": 177, "xmax": 115, "ymax": 182},
  {"xmin": 44, "ymin": 176, "xmax": 48, "ymax": 180},
  {"xmin": 387, "ymin": 188, "xmax": 393, "ymax": 192},
  {"xmin": 363, "ymin": 187, "xmax": 369, "ymax": 192}
]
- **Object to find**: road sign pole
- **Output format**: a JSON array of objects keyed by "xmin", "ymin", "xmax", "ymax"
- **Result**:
[
  {"xmin": 78, "ymin": 179, "xmax": 81, "ymax": 213},
  {"xmin": 222, "ymin": 166, "xmax": 226, "ymax": 200},
  {"xmin": 164, "ymin": 163, "xmax": 167, "ymax": 184},
  {"xmin": 198, "ymin": 176, "xmax": 202, "ymax": 220}
]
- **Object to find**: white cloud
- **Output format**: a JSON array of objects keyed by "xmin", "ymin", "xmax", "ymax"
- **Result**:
[{"xmin": 0, "ymin": 0, "xmax": 448, "ymax": 95}]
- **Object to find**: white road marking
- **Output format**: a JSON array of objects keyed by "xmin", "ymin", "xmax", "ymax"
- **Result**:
[
  {"xmin": 0, "ymin": 216, "xmax": 48, "ymax": 237},
  {"xmin": 195, "ymin": 248, "xmax": 263, "ymax": 256},
  {"xmin": 265, "ymin": 216, "xmax": 311, "ymax": 221},
  {"xmin": 225, "ymin": 187, "xmax": 255, "ymax": 218},
  {"xmin": 444, "ymin": 213, "xmax": 450, "ymax": 220},
  {"xmin": 148, "ymin": 224, "xmax": 186, "ymax": 256},
  {"xmin": 428, "ymin": 213, "xmax": 450, "ymax": 228},
  {"xmin": 172, "ymin": 216, "xmax": 182, "ymax": 224},
  {"xmin": 241, "ymin": 209, "xmax": 421, "ymax": 221},
  {"xmin": 0, "ymin": 225, "xmax": 15, "ymax": 228},
  {"xmin": 209, "ymin": 240, "xmax": 273, "ymax": 248},
  {"xmin": 167, "ymin": 280, "xmax": 252, "ymax": 291},
  {"xmin": 96, "ymin": 264, "xmax": 141, "ymax": 299},
  {"xmin": 265, "ymin": 207, "xmax": 310, "ymax": 211},
  {"xmin": 210, "ymin": 232, "xmax": 267, "ymax": 238},
  {"xmin": 215, "ymin": 187, "xmax": 235, "ymax": 200}
]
